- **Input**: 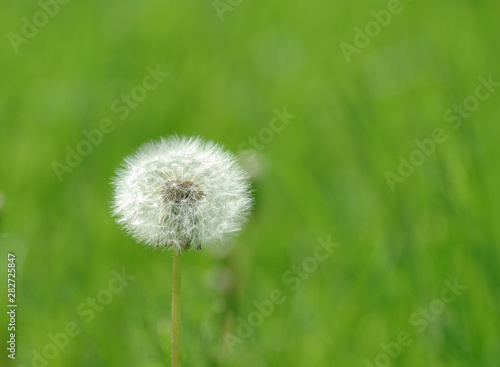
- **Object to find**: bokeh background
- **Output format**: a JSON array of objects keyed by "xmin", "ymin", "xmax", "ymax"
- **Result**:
[{"xmin": 1, "ymin": 0, "xmax": 500, "ymax": 366}]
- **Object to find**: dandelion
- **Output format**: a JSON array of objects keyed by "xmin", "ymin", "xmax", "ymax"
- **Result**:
[{"xmin": 111, "ymin": 136, "xmax": 253, "ymax": 366}]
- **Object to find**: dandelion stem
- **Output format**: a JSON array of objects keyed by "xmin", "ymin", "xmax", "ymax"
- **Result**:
[{"xmin": 171, "ymin": 249, "xmax": 182, "ymax": 367}]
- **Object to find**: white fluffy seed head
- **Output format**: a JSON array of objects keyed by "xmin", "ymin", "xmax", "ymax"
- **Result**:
[{"xmin": 111, "ymin": 136, "xmax": 253, "ymax": 252}]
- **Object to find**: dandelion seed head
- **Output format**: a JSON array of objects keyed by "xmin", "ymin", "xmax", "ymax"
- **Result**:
[{"xmin": 111, "ymin": 136, "xmax": 253, "ymax": 251}]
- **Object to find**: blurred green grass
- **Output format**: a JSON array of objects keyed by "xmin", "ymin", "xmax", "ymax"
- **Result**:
[{"xmin": 1, "ymin": 0, "xmax": 500, "ymax": 366}]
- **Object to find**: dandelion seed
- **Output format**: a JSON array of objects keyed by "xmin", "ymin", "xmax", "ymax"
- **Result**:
[{"xmin": 111, "ymin": 135, "xmax": 253, "ymax": 252}]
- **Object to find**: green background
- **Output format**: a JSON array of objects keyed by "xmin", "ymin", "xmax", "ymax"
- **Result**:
[{"xmin": 1, "ymin": 0, "xmax": 500, "ymax": 366}]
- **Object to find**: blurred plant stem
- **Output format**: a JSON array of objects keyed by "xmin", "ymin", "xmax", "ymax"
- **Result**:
[{"xmin": 171, "ymin": 250, "xmax": 182, "ymax": 367}]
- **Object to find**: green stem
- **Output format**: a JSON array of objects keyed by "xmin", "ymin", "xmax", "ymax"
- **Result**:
[{"xmin": 171, "ymin": 249, "xmax": 182, "ymax": 367}]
